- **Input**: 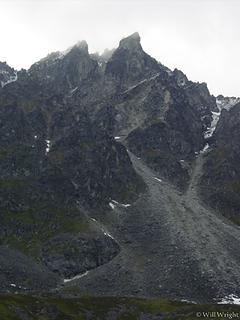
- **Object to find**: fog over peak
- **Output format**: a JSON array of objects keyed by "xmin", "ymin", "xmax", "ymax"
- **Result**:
[{"xmin": 1, "ymin": 0, "xmax": 240, "ymax": 96}]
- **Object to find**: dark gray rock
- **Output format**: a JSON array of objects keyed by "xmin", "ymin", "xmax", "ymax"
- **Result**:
[
  {"xmin": 105, "ymin": 32, "xmax": 160, "ymax": 90},
  {"xmin": 0, "ymin": 245, "xmax": 59, "ymax": 292},
  {"xmin": 200, "ymin": 102, "xmax": 240, "ymax": 224},
  {"xmin": 42, "ymin": 233, "xmax": 120, "ymax": 277},
  {"xmin": 0, "ymin": 61, "xmax": 17, "ymax": 88},
  {"xmin": 127, "ymin": 121, "xmax": 190, "ymax": 189},
  {"xmin": 1, "ymin": 32, "xmax": 240, "ymax": 304}
]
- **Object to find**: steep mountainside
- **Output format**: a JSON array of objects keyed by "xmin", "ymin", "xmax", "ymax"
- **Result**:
[
  {"xmin": 0, "ymin": 32, "xmax": 240, "ymax": 306},
  {"xmin": 200, "ymin": 101, "xmax": 240, "ymax": 224},
  {"xmin": 63, "ymin": 151, "xmax": 240, "ymax": 303},
  {"xmin": 0, "ymin": 36, "xmax": 145, "ymax": 291}
]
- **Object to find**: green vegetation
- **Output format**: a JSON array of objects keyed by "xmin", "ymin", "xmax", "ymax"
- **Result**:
[
  {"xmin": 1, "ymin": 205, "xmax": 91, "ymax": 259},
  {"xmin": 0, "ymin": 294, "xmax": 239, "ymax": 320}
]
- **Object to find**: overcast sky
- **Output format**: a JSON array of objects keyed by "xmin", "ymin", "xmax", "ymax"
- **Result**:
[{"xmin": 0, "ymin": 0, "xmax": 239, "ymax": 96}]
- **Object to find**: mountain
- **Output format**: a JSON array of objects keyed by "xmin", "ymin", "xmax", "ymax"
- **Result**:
[
  {"xmin": 0, "ymin": 61, "xmax": 17, "ymax": 88},
  {"xmin": 1, "ymin": 32, "xmax": 240, "ymax": 308}
]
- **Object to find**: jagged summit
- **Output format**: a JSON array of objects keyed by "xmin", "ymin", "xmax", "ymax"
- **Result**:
[
  {"xmin": 119, "ymin": 32, "xmax": 142, "ymax": 51},
  {"xmin": 105, "ymin": 32, "xmax": 160, "ymax": 87},
  {"xmin": 73, "ymin": 40, "xmax": 88, "ymax": 52},
  {"xmin": 124, "ymin": 31, "xmax": 141, "ymax": 41},
  {"xmin": 62, "ymin": 40, "xmax": 89, "ymax": 57}
]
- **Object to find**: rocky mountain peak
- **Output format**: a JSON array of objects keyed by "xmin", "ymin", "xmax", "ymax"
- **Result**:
[
  {"xmin": 73, "ymin": 40, "xmax": 89, "ymax": 53},
  {"xmin": 105, "ymin": 32, "xmax": 160, "ymax": 87},
  {"xmin": 59, "ymin": 40, "xmax": 89, "ymax": 58},
  {"xmin": 119, "ymin": 32, "xmax": 142, "ymax": 51}
]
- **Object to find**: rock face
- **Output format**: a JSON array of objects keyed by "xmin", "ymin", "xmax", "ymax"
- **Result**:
[
  {"xmin": 215, "ymin": 94, "xmax": 240, "ymax": 111},
  {"xmin": 28, "ymin": 41, "xmax": 99, "ymax": 94},
  {"xmin": 105, "ymin": 32, "xmax": 160, "ymax": 90},
  {"xmin": 0, "ymin": 99, "xmax": 142, "ymax": 289},
  {"xmin": 52, "ymin": 117, "xmax": 144, "ymax": 209},
  {"xmin": 0, "ymin": 62, "xmax": 17, "ymax": 88},
  {"xmin": 127, "ymin": 121, "xmax": 190, "ymax": 189},
  {"xmin": 1, "ymin": 32, "xmax": 240, "ymax": 303},
  {"xmin": 200, "ymin": 102, "xmax": 240, "ymax": 224},
  {"xmin": 0, "ymin": 38, "xmax": 145, "ymax": 289},
  {"xmin": 42, "ymin": 233, "xmax": 120, "ymax": 278},
  {"xmin": 0, "ymin": 246, "xmax": 59, "ymax": 291},
  {"xmin": 99, "ymin": 61, "xmax": 215, "ymax": 189}
]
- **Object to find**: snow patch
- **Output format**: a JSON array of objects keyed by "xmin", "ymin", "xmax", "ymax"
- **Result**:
[
  {"xmin": 90, "ymin": 216, "xmax": 116, "ymax": 241},
  {"xmin": 218, "ymin": 294, "xmax": 240, "ymax": 305},
  {"xmin": 67, "ymin": 86, "xmax": 78, "ymax": 97},
  {"xmin": 114, "ymin": 136, "xmax": 120, "ymax": 140},
  {"xmin": 111, "ymin": 200, "xmax": 131, "ymax": 208},
  {"xmin": 203, "ymin": 96, "xmax": 240, "ymax": 141},
  {"xmin": 104, "ymin": 231, "xmax": 114, "ymax": 240},
  {"xmin": 64, "ymin": 271, "xmax": 89, "ymax": 283},
  {"xmin": 180, "ymin": 299, "xmax": 197, "ymax": 304},
  {"xmin": 70, "ymin": 86, "xmax": 78, "ymax": 94},
  {"xmin": 10, "ymin": 284, "xmax": 16, "ymax": 287},
  {"xmin": 201, "ymin": 98, "xmax": 223, "ymax": 152},
  {"xmin": 101, "ymin": 228, "xmax": 115, "ymax": 241},
  {"xmin": 216, "ymin": 97, "xmax": 240, "ymax": 111},
  {"xmin": 154, "ymin": 177, "xmax": 162, "ymax": 183},
  {"xmin": 1, "ymin": 71, "xmax": 18, "ymax": 88},
  {"xmin": 45, "ymin": 140, "xmax": 51, "ymax": 154},
  {"xmin": 109, "ymin": 202, "xmax": 116, "ymax": 209},
  {"xmin": 200, "ymin": 143, "xmax": 210, "ymax": 154},
  {"xmin": 204, "ymin": 111, "xmax": 221, "ymax": 139},
  {"xmin": 204, "ymin": 97, "xmax": 226, "ymax": 140},
  {"xmin": 123, "ymin": 73, "xmax": 160, "ymax": 94}
]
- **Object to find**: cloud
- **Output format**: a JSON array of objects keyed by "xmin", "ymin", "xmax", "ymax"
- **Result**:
[{"xmin": 0, "ymin": 0, "xmax": 239, "ymax": 96}]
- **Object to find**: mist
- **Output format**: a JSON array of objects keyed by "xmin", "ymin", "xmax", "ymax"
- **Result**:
[{"xmin": 1, "ymin": 0, "xmax": 240, "ymax": 96}]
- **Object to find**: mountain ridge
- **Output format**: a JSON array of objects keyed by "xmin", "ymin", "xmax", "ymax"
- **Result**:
[{"xmin": 0, "ymin": 33, "xmax": 240, "ymax": 306}]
